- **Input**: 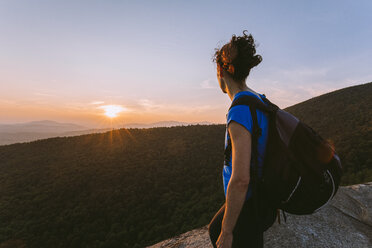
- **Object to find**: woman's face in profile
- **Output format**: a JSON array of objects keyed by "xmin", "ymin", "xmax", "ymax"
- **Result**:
[{"xmin": 217, "ymin": 64, "xmax": 227, "ymax": 94}]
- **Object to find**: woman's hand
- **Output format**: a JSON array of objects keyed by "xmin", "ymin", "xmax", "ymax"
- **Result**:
[{"xmin": 216, "ymin": 230, "xmax": 233, "ymax": 248}]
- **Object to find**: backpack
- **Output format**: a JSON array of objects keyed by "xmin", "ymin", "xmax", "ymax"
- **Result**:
[{"xmin": 224, "ymin": 94, "xmax": 343, "ymax": 220}]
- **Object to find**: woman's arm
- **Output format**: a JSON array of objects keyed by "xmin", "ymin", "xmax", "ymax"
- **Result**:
[{"xmin": 221, "ymin": 120, "xmax": 252, "ymax": 234}]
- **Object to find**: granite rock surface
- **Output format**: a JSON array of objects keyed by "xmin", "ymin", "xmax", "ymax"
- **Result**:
[{"xmin": 147, "ymin": 182, "xmax": 372, "ymax": 248}]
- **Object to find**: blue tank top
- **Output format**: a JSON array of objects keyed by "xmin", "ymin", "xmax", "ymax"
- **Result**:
[{"xmin": 223, "ymin": 91, "xmax": 269, "ymax": 200}]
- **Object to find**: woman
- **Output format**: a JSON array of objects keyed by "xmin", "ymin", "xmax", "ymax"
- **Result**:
[{"xmin": 208, "ymin": 30, "xmax": 274, "ymax": 248}]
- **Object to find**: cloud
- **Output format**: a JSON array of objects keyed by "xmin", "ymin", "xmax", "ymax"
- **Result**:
[
  {"xmin": 137, "ymin": 98, "xmax": 162, "ymax": 110},
  {"xmin": 201, "ymin": 79, "xmax": 218, "ymax": 89},
  {"xmin": 135, "ymin": 98, "xmax": 219, "ymax": 115},
  {"xmin": 90, "ymin": 101, "xmax": 105, "ymax": 105},
  {"xmin": 249, "ymin": 66, "xmax": 347, "ymax": 108},
  {"xmin": 277, "ymin": 67, "xmax": 329, "ymax": 80},
  {"xmin": 33, "ymin": 92, "xmax": 58, "ymax": 97},
  {"xmin": 0, "ymin": 99, "xmax": 17, "ymax": 104}
]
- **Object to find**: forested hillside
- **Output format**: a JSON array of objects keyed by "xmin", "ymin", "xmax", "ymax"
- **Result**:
[
  {"xmin": 0, "ymin": 82, "xmax": 371, "ymax": 248},
  {"xmin": 285, "ymin": 82, "xmax": 372, "ymax": 185},
  {"xmin": 0, "ymin": 125, "xmax": 226, "ymax": 248}
]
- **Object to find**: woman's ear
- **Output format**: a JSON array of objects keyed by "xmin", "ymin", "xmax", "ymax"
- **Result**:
[{"xmin": 217, "ymin": 63, "xmax": 224, "ymax": 78}]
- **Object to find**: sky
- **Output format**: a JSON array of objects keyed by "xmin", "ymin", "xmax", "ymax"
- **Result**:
[{"xmin": 1, "ymin": 0, "xmax": 371, "ymax": 128}]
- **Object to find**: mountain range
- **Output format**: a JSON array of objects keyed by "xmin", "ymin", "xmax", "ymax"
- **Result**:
[{"xmin": 0, "ymin": 120, "xmax": 214, "ymax": 146}]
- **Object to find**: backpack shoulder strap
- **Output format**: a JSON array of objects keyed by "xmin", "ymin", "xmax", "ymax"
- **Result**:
[
  {"xmin": 228, "ymin": 94, "xmax": 274, "ymax": 113},
  {"xmin": 249, "ymin": 104, "xmax": 260, "ymax": 178},
  {"xmin": 224, "ymin": 94, "xmax": 269, "ymax": 167}
]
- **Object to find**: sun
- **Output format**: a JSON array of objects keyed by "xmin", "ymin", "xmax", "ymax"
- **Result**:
[{"xmin": 99, "ymin": 105, "xmax": 125, "ymax": 118}]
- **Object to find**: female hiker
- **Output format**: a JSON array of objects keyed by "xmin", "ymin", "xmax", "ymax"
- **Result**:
[{"xmin": 208, "ymin": 30, "xmax": 275, "ymax": 248}]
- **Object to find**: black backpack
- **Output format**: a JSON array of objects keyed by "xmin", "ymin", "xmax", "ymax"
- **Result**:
[{"xmin": 224, "ymin": 94, "xmax": 342, "ymax": 220}]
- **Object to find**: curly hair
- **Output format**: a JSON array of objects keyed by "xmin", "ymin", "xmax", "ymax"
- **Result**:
[{"xmin": 213, "ymin": 30, "xmax": 262, "ymax": 82}]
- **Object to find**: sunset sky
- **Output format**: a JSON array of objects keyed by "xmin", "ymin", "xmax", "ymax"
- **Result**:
[{"xmin": 1, "ymin": 0, "xmax": 371, "ymax": 128}]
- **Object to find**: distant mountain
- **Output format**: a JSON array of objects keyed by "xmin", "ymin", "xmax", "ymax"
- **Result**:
[
  {"xmin": 0, "ymin": 129, "xmax": 114, "ymax": 146},
  {"xmin": 0, "ymin": 120, "xmax": 88, "ymax": 133},
  {"xmin": 0, "ymin": 120, "xmax": 91, "ymax": 146},
  {"xmin": 122, "ymin": 120, "xmax": 214, "ymax": 128},
  {"xmin": 0, "ymin": 120, "xmax": 215, "ymax": 146}
]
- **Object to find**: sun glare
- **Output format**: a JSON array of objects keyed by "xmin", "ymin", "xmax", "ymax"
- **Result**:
[{"xmin": 99, "ymin": 105, "xmax": 125, "ymax": 118}]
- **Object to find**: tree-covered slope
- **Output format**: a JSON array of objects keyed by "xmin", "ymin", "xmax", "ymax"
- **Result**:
[{"xmin": 0, "ymin": 125, "xmax": 226, "ymax": 248}]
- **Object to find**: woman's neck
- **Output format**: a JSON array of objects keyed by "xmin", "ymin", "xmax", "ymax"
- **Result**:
[{"xmin": 228, "ymin": 84, "xmax": 258, "ymax": 101}]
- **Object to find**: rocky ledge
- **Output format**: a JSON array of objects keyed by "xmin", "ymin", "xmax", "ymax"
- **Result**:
[{"xmin": 147, "ymin": 182, "xmax": 372, "ymax": 248}]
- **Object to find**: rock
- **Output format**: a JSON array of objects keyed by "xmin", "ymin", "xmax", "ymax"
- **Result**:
[{"xmin": 147, "ymin": 183, "xmax": 372, "ymax": 248}]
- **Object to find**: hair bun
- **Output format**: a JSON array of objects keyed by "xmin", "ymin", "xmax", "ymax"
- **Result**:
[{"xmin": 250, "ymin": 55, "xmax": 262, "ymax": 68}]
